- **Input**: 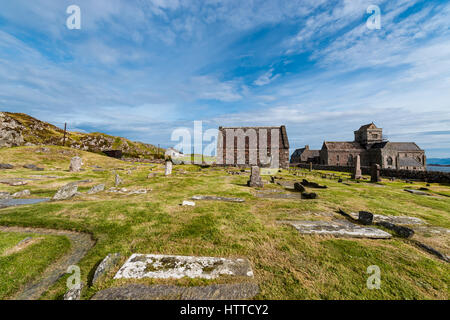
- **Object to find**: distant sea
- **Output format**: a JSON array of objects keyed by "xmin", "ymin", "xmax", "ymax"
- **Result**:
[{"xmin": 427, "ymin": 166, "xmax": 450, "ymax": 173}]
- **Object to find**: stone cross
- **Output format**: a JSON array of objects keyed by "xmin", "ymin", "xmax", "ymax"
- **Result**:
[
  {"xmin": 247, "ymin": 166, "xmax": 264, "ymax": 188},
  {"xmin": 371, "ymin": 164, "xmax": 381, "ymax": 183},
  {"xmin": 165, "ymin": 160, "xmax": 173, "ymax": 176},
  {"xmin": 69, "ymin": 156, "xmax": 83, "ymax": 172},
  {"xmin": 352, "ymin": 155, "xmax": 362, "ymax": 180}
]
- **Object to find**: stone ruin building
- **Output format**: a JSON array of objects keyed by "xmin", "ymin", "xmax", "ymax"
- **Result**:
[
  {"xmin": 216, "ymin": 126, "xmax": 290, "ymax": 169},
  {"xmin": 291, "ymin": 123, "xmax": 426, "ymax": 171}
]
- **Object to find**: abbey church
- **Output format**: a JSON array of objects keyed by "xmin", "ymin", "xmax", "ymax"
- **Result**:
[{"xmin": 291, "ymin": 123, "xmax": 426, "ymax": 171}]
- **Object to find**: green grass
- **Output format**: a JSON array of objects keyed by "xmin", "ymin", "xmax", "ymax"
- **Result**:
[
  {"xmin": 0, "ymin": 146, "xmax": 449, "ymax": 300},
  {"xmin": 0, "ymin": 232, "xmax": 71, "ymax": 299}
]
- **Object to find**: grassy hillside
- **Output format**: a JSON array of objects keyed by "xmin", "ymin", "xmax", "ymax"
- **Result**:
[
  {"xmin": 0, "ymin": 112, "xmax": 162, "ymax": 159},
  {"xmin": 0, "ymin": 146, "xmax": 448, "ymax": 300}
]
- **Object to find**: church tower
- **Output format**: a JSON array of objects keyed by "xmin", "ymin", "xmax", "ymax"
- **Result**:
[{"xmin": 354, "ymin": 123, "xmax": 383, "ymax": 145}]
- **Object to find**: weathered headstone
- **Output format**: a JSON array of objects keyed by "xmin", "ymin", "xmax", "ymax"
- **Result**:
[
  {"xmin": 293, "ymin": 182, "xmax": 306, "ymax": 193},
  {"xmin": 165, "ymin": 160, "xmax": 173, "ymax": 176},
  {"xmin": 352, "ymin": 155, "xmax": 362, "ymax": 180},
  {"xmin": 87, "ymin": 184, "xmax": 105, "ymax": 195},
  {"xmin": 247, "ymin": 166, "xmax": 264, "ymax": 188},
  {"xmin": 52, "ymin": 183, "xmax": 78, "ymax": 201},
  {"xmin": 309, "ymin": 162, "xmax": 313, "ymax": 172},
  {"xmin": 115, "ymin": 174, "xmax": 123, "ymax": 186},
  {"xmin": 358, "ymin": 211, "xmax": 374, "ymax": 225},
  {"xmin": 371, "ymin": 164, "xmax": 381, "ymax": 183},
  {"xmin": 69, "ymin": 157, "xmax": 83, "ymax": 172},
  {"xmin": 92, "ymin": 253, "xmax": 122, "ymax": 285}
]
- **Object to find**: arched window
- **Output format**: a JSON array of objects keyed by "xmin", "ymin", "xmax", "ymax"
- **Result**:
[
  {"xmin": 387, "ymin": 157, "xmax": 393, "ymax": 166},
  {"xmin": 416, "ymin": 156, "xmax": 422, "ymax": 164}
]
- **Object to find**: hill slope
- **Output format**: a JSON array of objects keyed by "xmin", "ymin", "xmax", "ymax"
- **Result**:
[{"xmin": 0, "ymin": 112, "xmax": 162, "ymax": 159}]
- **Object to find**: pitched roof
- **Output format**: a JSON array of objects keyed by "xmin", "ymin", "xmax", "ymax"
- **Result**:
[
  {"xmin": 371, "ymin": 142, "xmax": 422, "ymax": 151},
  {"xmin": 398, "ymin": 157, "xmax": 423, "ymax": 167},
  {"xmin": 323, "ymin": 141, "xmax": 365, "ymax": 151},
  {"xmin": 357, "ymin": 123, "xmax": 378, "ymax": 131}
]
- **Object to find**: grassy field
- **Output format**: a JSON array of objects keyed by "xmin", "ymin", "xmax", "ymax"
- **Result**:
[
  {"xmin": 0, "ymin": 146, "xmax": 449, "ymax": 300},
  {"xmin": 0, "ymin": 232, "xmax": 71, "ymax": 299}
]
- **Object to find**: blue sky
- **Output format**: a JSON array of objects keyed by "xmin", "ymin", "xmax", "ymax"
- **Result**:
[{"xmin": 1, "ymin": 0, "xmax": 449, "ymax": 157}]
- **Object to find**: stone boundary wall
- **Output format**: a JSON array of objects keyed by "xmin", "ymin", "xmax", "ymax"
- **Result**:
[{"xmin": 292, "ymin": 163, "xmax": 450, "ymax": 184}]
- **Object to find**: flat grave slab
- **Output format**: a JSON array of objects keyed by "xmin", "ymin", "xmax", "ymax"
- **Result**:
[
  {"xmin": 92, "ymin": 283, "xmax": 259, "ymax": 300},
  {"xmin": 281, "ymin": 220, "xmax": 392, "ymax": 239},
  {"xmin": 191, "ymin": 195, "xmax": 245, "ymax": 203},
  {"xmin": 114, "ymin": 254, "xmax": 254, "ymax": 280},
  {"xmin": 348, "ymin": 212, "xmax": 425, "ymax": 225}
]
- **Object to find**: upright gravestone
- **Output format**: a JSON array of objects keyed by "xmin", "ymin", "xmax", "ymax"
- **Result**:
[
  {"xmin": 309, "ymin": 162, "xmax": 313, "ymax": 172},
  {"xmin": 69, "ymin": 157, "xmax": 83, "ymax": 172},
  {"xmin": 247, "ymin": 166, "xmax": 264, "ymax": 188},
  {"xmin": 371, "ymin": 164, "xmax": 381, "ymax": 183},
  {"xmin": 165, "ymin": 160, "xmax": 173, "ymax": 176},
  {"xmin": 352, "ymin": 155, "xmax": 362, "ymax": 180}
]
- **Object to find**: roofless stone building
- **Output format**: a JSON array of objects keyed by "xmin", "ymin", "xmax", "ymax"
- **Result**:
[{"xmin": 216, "ymin": 126, "xmax": 290, "ymax": 169}]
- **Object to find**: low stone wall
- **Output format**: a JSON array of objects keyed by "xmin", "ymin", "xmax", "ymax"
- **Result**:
[{"xmin": 292, "ymin": 163, "xmax": 450, "ymax": 184}]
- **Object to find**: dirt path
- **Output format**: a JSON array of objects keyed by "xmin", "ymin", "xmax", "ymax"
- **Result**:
[{"xmin": 0, "ymin": 226, "xmax": 95, "ymax": 300}]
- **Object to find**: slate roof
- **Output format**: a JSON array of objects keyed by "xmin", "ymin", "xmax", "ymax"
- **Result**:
[
  {"xmin": 398, "ymin": 157, "xmax": 423, "ymax": 167},
  {"xmin": 357, "ymin": 123, "xmax": 378, "ymax": 131},
  {"xmin": 370, "ymin": 142, "xmax": 422, "ymax": 151}
]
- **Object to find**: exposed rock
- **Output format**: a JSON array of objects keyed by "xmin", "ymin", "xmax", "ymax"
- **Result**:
[
  {"xmin": 0, "ymin": 112, "xmax": 25, "ymax": 147},
  {"xmin": 0, "ymin": 180, "xmax": 28, "ymax": 186},
  {"xmin": 52, "ymin": 183, "xmax": 78, "ymax": 201},
  {"xmin": 293, "ymin": 182, "xmax": 306, "ymax": 193},
  {"xmin": 182, "ymin": 201, "xmax": 196, "ymax": 206},
  {"xmin": 92, "ymin": 283, "xmax": 259, "ymax": 300},
  {"xmin": 0, "ymin": 163, "xmax": 13, "ymax": 169},
  {"xmin": 191, "ymin": 195, "xmax": 245, "ymax": 203},
  {"xmin": 87, "ymin": 184, "xmax": 105, "ymax": 195},
  {"xmin": 92, "ymin": 253, "xmax": 122, "ymax": 285},
  {"xmin": 69, "ymin": 157, "xmax": 83, "ymax": 172},
  {"xmin": 12, "ymin": 190, "xmax": 31, "ymax": 198},
  {"xmin": 0, "ymin": 192, "xmax": 12, "ymax": 200},
  {"xmin": 114, "ymin": 254, "xmax": 254, "ymax": 280},
  {"xmin": 247, "ymin": 166, "xmax": 264, "ymax": 188},
  {"xmin": 23, "ymin": 164, "xmax": 44, "ymax": 171},
  {"xmin": 282, "ymin": 220, "xmax": 392, "ymax": 239},
  {"xmin": 64, "ymin": 283, "xmax": 84, "ymax": 300}
]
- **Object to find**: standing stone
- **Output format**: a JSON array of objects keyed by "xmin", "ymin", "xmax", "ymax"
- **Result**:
[
  {"xmin": 352, "ymin": 155, "xmax": 362, "ymax": 180},
  {"xmin": 309, "ymin": 162, "xmax": 313, "ymax": 172},
  {"xmin": 358, "ymin": 211, "xmax": 374, "ymax": 225},
  {"xmin": 371, "ymin": 164, "xmax": 381, "ymax": 183},
  {"xmin": 247, "ymin": 166, "xmax": 264, "ymax": 188},
  {"xmin": 115, "ymin": 174, "xmax": 123, "ymax": 186},
  {"xmin": 165, "ymin": 160, "xmax": 173, "ymax": 176},
  {"xmin": 69, "ymin": 157, "xmax": 83, "ymax": 172}
]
